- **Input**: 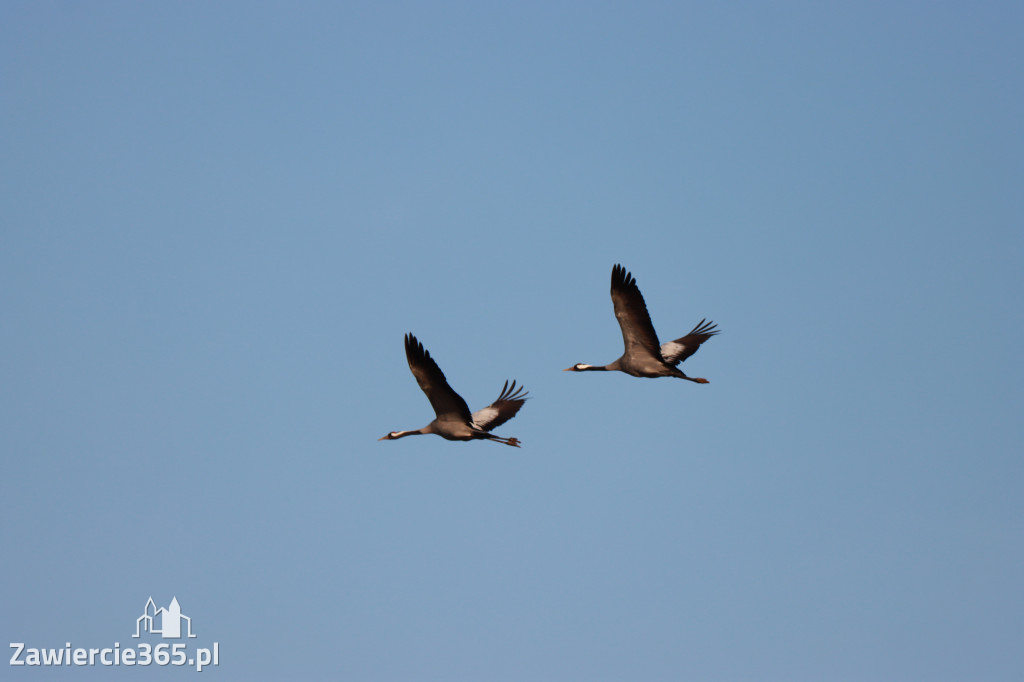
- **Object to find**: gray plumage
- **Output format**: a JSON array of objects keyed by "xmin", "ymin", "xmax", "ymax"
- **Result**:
[
  {"xmin": 565, "ymin": 264, "xmax": 719, "ymax": 382},
  {"xmin": 379, "ymin": 333, "xmax": 527, "ymax": 447}
]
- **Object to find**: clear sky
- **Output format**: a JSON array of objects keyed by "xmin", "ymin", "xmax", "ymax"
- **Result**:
[{"xmin": 2, "ymin": 2, "xmax": 1022, "ymax": 680}]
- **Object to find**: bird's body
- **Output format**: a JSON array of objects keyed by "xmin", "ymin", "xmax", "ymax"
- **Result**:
[
  {"xmin": 566, "ymin": 264, "xmax": 719, "ymax": 383},
  {"xmin": 380, "ymin": 333, "xmax": 527, "ymax": 447}
]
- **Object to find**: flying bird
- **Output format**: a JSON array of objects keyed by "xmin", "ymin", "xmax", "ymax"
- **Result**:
[
  {"xmin": 565, "ymin": 264, "xmax": 719, "ymax": 382},
  {"xmin": 379, "ymin": 333, "xmax": 527, "ymax": 447}
]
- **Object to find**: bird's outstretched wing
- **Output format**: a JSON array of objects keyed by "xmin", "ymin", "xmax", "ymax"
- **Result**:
[
  {"xmin": 471, "ymin": 380, "xmax": 528, "ymax": 432},
  {"xmin": 660, "ymin": 319, "xmax": 720, "ymax": 366},
  {"xmin": 404, "ymin": 333, "xmax": 472, "ymax": 422},
  {"xmin": 610, "ymin": 264, "xmax": 662, "ymax": 361}
]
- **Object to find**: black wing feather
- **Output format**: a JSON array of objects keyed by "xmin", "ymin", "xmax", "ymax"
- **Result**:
[
  {"xmin": 660, "ymin": 319, "xmax": 720, "ymax": 365},
  {"xmin": 404, "ymin": 333, "xmax": 472, "ymax": 423},
  {"xmin": 471, "ymin": 380, "xmax": 528, "ymax": 432},
  {"xmin": 610, "ymin": 264, "xmax": 662, "ymax": 361}
]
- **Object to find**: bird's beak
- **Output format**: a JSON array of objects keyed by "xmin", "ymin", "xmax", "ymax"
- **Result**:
[
  {"xmin": 377, "ymin": 436, "xmax": 388, "ymax": 441},
  {"xmin": 562, "ymin": 366, "xmax": 574, "ymax": 371}
]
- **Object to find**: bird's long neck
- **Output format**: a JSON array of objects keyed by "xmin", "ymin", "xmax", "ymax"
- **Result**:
[
  {"xmin": 579, "ymin": 363, "xmax": 611, "ymax": 371},
  {"xmin": 392, "ymin": 427, "xmax": 429, "ymax": 439}
]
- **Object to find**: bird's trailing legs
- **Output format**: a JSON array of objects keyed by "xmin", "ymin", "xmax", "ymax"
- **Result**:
[{"xmin": 482, "ymin": 433, "xmax": 521, "ymax": 448}]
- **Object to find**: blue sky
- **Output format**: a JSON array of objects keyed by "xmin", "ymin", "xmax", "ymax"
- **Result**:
[{"xmin": 2, "ymin": 2, "xmax": 1022, "ymax": 680}]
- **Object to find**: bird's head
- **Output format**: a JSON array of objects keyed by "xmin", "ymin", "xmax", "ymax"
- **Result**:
[
  {"xmin": 563, "ymin": 363, "xmax": 594, "ymax": 372},
  {"xmin": 378, "ymin": 432, "xmax": 400, "ymax": 441}
]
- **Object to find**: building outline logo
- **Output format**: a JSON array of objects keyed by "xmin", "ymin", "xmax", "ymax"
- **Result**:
[
  {"xmin": 133, "ymin": 597, "xmax": 197, "ymax": 639},
  {"xmin": 10, "ymin": 595, "xmax": 218, "ymax": 671}
]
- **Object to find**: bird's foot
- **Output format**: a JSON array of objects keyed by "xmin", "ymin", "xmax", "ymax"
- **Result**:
[
  {"xmin": 507, "ymin": 438, "xmax": 521, "ymax": 448},
  {"xmin": 694, "ymin": 377, "xmax": 710, "ymax": 384}
]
